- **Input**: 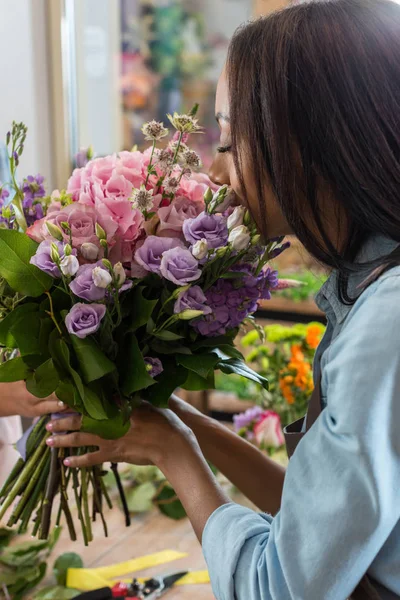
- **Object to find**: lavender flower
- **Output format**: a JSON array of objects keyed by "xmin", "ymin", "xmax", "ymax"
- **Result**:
[
  {"xmin": 30, "ymin": 240, "xmax": 72, "ymax": 277},
  {"xmin": 70, "ymin": 263, "xmax": 108, "ymax": 301},
  {"xmin": 174, "ymin": 286, "xmax": 212, "ymax": 315},
  {"xmin": 21, "ymin": 174, "xmax": 46, "ymax": 226},
  {"xmin": 193, "ymin": 266, "xmax": 278, "ymax": 336},
  {"xmin": 65, "ymin": 303, "xmax": 106, "ymax": 339},
  {"xmin": 183, "ymin": 212, "xmax": 228, "ymax": 249},
  {"xmin": 160, "ymin": 247, "xmax": 201, "ymax": 285},
  {"xmin": 233, "ymin": 406, "xmax": 264, "ymax": 432},
  {"xmin": 269, "ymin": 240, "xmax": 291, "ymax": 259},
  {"xmin": 75, "ymin": 146, "xmax": 94, "ymax": 168},
  {"xmin": 135, "ymin": 236, "xmax": 184, "ymax": 274},
  {"xmin": 144, "ymin": 357, "xmax": 164, "ymax": 377}
]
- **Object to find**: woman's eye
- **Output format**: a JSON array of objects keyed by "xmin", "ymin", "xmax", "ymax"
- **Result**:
[{"xmin": 216, "ymin": 145, "xmax": 232, "ymax": 154}]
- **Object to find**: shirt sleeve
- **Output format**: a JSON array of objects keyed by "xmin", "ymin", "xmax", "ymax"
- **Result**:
[{"xmin": 202, "ymin": 274, "xmax": 400, "ymax": 600}]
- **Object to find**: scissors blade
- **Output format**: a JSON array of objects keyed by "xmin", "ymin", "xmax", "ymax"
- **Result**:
[{"xmin": 158, "ymin": 571, "xmax": 188, "ymax": 594}]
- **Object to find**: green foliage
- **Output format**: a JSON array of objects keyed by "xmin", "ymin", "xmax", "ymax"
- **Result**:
[
  {"xmin": 0, "ymin": 230, "xmax": 53, "ymax": 297},
  {"xmin": 68, "ymin": 334, "xmax": 115, "ymax": 383},
  {"xmin": 277, "ymin": 270, "xmax": 327, "ymax": 303},
  {"xmin": 26, "ymin": 359, "xmax": 59, "ymax": 398},
  {"xmin": 119, "ymin": 334, "xmax": 155, "ymax": 396},
  {"xmin": 53, "ymin": 553, "xmax": 83, "ymax": 587},
  {"xmin": 0, "ymin": 357, "xmax": 31, "ymax": 382},
  {"xmin": 155, "ymin": 485, "xmax": 187, "ymax": 520}
]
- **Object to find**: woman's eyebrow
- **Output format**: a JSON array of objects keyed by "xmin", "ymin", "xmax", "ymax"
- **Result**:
[{"xmin": 216, "ymin": 112, "xmax": 230, "ymax": 124}]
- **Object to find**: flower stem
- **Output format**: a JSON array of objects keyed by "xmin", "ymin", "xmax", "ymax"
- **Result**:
[
  {"xmin": 40, "ymin": 446, "xmax": 61, "ymax": 539},
  {"xmin": 172, "ymin": 132, "xmax": 184, "ymax": 164},
  {"xmin": 72, "ymin": 467, "xmax": 89, "ymax": 546},
  {"xmin": 89, "ymin": 468, "xmax": 108, "ymax": 537},
  {"xmin": 18, "ymin": 456, "xmax": 50, "ymax": 534},
  {"xmin": 0, "ymin": 458, "xmax": 24, "ymax": 500},
  {"xmin": 111, "ymin": 463, "xmax": 131, "ymax": 527},
  {"xmin": 145, "ymin": 140, "xmax": 156, "ymax": 187},
  {"xmin": 0, "ymin": 434, "xmax": 50, "ymax": 521},
  {"xmin": 45, "ymin": 291, "xmax": 63, "ymax": 335},
  {"xmin": 81, "ymin": 467, "xmax": 93, "ymax": 543}
]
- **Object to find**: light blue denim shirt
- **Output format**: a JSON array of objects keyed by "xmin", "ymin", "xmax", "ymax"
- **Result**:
[{"xmin": 203, "ymin": 235, "xmax": 400, "ymax": 600}]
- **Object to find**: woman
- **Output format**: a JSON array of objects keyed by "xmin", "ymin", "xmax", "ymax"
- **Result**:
[{"xmin": 47, "ymin": 1, "xmax": 400, "ymax": 598}]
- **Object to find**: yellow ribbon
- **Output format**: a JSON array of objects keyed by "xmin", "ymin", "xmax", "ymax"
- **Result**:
[{"xmin": 66, "ymin": 549, "xmax": 210, "ymax": 591}]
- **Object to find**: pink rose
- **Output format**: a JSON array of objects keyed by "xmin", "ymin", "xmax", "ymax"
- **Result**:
[
  {"xmin": 156, "ymin": 196, "xmax": 203, "ymax": 239},
  {"xmin": 178, "ymin": 172, "xmax": 218, "ymax": 204},
  {"xmin": 27, "ymin": 203, "xmax": 118, "ymax": 251},
  {"xmin": 254, "ymin": 411, "xmax": 284, "ymax": 448}
]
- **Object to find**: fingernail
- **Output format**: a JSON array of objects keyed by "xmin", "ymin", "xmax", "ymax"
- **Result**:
[
  {"xmin": 58, "ymin": 401, "xmax": 65, "ymax": 407},
  {"xmin": 46, "ymin": 437, "xmax": 54, "ymax": 446},
  {"xmin": 64, "ymin": 459, "xmax": 71, "ymax": 466},
  {"xmin": 46, "ymin": 422, "xmax": 53, "ymax": 431}
]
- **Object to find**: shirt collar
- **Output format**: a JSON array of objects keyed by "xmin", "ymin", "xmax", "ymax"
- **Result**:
[{"xmin": 315, "ymin": 235, "xmax": 399, "ymax": 325}]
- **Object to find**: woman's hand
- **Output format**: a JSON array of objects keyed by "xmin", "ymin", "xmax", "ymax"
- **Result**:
[
  {"xmin": 46, "ymin": 402, "xmax": 198, "ymax": 470},
  {"xmin": 0, "ymin": 381, "xmax": 61, "ymax": 418},
  {"xmin": 47, "ymin": 400, "xmax": 230, "ymax": 542}
]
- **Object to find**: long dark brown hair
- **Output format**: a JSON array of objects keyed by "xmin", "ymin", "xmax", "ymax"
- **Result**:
[{"xmin": 227, "ymin": 0, "xmax": 400, "ymax": 301}]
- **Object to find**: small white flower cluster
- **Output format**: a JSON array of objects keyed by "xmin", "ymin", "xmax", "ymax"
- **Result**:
[
  {"xmin": 167, "ymin": 112, "xmax": 202, "ymax": 134},
  {"xmin": 141, "ymin": 120, "xmax": 169, "ymax": 141},
  {"xmin": 130, "ymin": 185, "xmax": 154, "ymax": 212}
]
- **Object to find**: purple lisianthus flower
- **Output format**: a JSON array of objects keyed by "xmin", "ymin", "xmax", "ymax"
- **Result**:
[
  {"xmin": 233, "ymin": 406, "xmax": 264, "ymax": 432},
  {"xmin": 65, "ymin": 302, "xmax": 106, "ymax": 339},
  {"xmin": 174, "ymin": 285, "xmax": 212, "ymax": 315},
  {"xmin": 160, "ymin": 247, "xmax": 201, "ymax": 285},
  {"xmin": 135, "ymin": 236, "xmax": 184, "ymax": 274},
  {"xmin": 75, "ymin": 146, "xmax": 94, "ymax": 168},
  {"xmin": 69, "ymin": 262, "xmax": 108, "ymax": 301},
  {"xmin": 30, "ymin": 240, "xmax": 73, "ymax": 277},
  {"xmin": 144, "ymin": 357, "xmax": 163, "ymax": 378},
  {"xmin": 183, "ymin": 212, "xmax": 228, "ymax": 249}
]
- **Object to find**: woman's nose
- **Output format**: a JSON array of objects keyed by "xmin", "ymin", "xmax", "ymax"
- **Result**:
[{"xmin": 208, "ymin": 156, "xmax": 230, "ymax": 187}]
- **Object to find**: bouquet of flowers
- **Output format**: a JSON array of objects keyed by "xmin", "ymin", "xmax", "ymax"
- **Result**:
[{"xmin": 0, "ymin": 114, "xmax": 287, "ymax": 543}]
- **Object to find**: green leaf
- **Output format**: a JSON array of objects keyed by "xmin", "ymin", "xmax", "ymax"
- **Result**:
[
  {"xmin": 69, "ymin": 334, "xmax": 115, "ymax": 383},
  {"xmin": 0, "ymin": 357, "xmax": 31, "ymax": 382},
  {"xmin": 143, "ymin": 361, "xmax": 188, "ymax": 407},
  {"xmin": 26, "ymin": 359, "xmax": 59, "ymax": 398},
  {"xmin": 33, "ymin": 585, "xmax": 80, "ymax": 600},
  {"xmin": 192, "ymin": 331, "xmax": 237, "ymax": 350},
  {"xmin": 126, "ymin": 482, "xmax": 155, "ymax": 513},
  {"xmin": 0, "ymin": 528, "xmax": 15, "ymax": 548},
  {"xmin": 218, "ymin": 358, "xmax": 269, "ymax": 389},
  {"xmin": 55, "ymin": 379, "xmax": 82, "ymax": 411},
  {"xmin": 210, "ymin": 345, "xmax": 244, "ymax": 361},
  {"xmin": 119, "ymin": 334, "xmax": 155, "ymax": 396},
  {"xmin": 49, "ymin": 332, "xmax": 84, "ymax": 401},
  {"xmin": 181, "ymin": 369, "xmax": 215, "ymax": 391},
  {"xmin": 155, "ymin": 485, "xmax": 186, "ymax": 520},
  {"xmin": 176, "ymin": 352, "xmax": 219, "ymax": 379},
  {"xmin": 81, "ymin": 412, "xmax": 130, "ymax": 440},
  {"xmin": 53, "ymin": 552, "xmax": 83, "ymax": 587},
  {"xmin": 128, "ymin": 287, "xmax": 158, "ymax": 332},
  {"xmin": 153, "ymin": 330, "xmax": 184, "ymax": 341},
  {"xmin": 0, "ymin": 229, "xmax": 53, "ymax": 296},
  {"xmin": 220, "ymin": 271, "xmax": 247, "ymax": 279},
  {"xmin": 0, "ymin": 302, "xmax": 40, "ymax": 354},
  {"xmin": 83, "ymin": 386, "xmax": 108, "ymax": 420},
  {"xmin": 149, "ymin": 340, "xmax": 192, "ymax": 355},
  {"xmin": 13, "ymin": 563, "xmax": 47, "ymax": 600}
]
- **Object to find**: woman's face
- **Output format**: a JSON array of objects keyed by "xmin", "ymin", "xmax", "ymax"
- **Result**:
[{"xmin": 209, "ymin": 70, "xmax": 292, "ymax": 239}]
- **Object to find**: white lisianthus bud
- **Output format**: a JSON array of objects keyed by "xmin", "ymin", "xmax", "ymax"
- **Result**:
[
  {"xmin": 46, "ymin": 221, "xmax": 64, "ymax": 241},
  {"xmin": 227, "ymin": 206, "xmax": 246, "ymax": 230},
  {"xmin": 228, "ymin": 225, "xmax": 251, "ymax": 250},
  {"xmin": 92, "ymin": 266, "xmax": 112, "ymax": 288},
  {"xmin": 113, "ymin": 262, "xmax": 126, "ymax": 285},
  {"xmin": 192, "ymin": 239, "xmax": 208, "ymax": 260},
  {"xmin": 60, "ymin": 254, "xmax": 79, "ymax": 277},
  {"xmin": 64, "ymin": 244, "xmax": 72, "ymax": 256},
  {"xmin": 80, "ymin": 242, "xmax": 99, "ymax": 260}
]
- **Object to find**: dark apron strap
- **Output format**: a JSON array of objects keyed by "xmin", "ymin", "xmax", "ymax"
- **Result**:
[{"xmin": 283, "ymin": 379, "xmax": 386, "ymax": 600}]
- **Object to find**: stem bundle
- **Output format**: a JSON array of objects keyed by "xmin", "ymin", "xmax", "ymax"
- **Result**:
[{"xmin": 0, "ymin": 419, "xmax": 131, "ymax": 543}]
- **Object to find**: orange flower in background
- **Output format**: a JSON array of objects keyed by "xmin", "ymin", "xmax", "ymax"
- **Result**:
[
  {"xmin": 306, "ymin": 325, "xmax": 323, "ymax": 349},
  {"xmin": 280, "ymin": 378, "xmax": 295, "ymax": 404}
]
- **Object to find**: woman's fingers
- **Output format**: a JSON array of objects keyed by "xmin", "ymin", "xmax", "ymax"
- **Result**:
[
  {"xmin": 34, "ymin": 399, "xmax": 62, "ymax": 416},
  {"xmin": 46, "ymin": 431, "xmax": 99, "ymax": 449},
  {"xmin": 47, "ymin": 414, "xmax": 82, "ymax": 433},
  {"xmin": 63, "ymin": 450, "xmax": 104, "ymax": 469}
]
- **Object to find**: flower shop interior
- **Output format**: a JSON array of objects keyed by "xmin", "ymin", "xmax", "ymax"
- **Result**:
[{"xmin": 0, "ymin": 1, "xmax": 327, "ymax": 599}]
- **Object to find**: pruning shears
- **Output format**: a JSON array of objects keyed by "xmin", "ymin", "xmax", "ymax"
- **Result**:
[{"xmin": 74, "ymin": 571, "xmax": 188, "ymax": 599}]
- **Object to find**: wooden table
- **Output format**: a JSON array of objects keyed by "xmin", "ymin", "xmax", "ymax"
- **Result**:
[{"xmin": 39, "ymin": 502, "xmax": 215, "ymax": 599}]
